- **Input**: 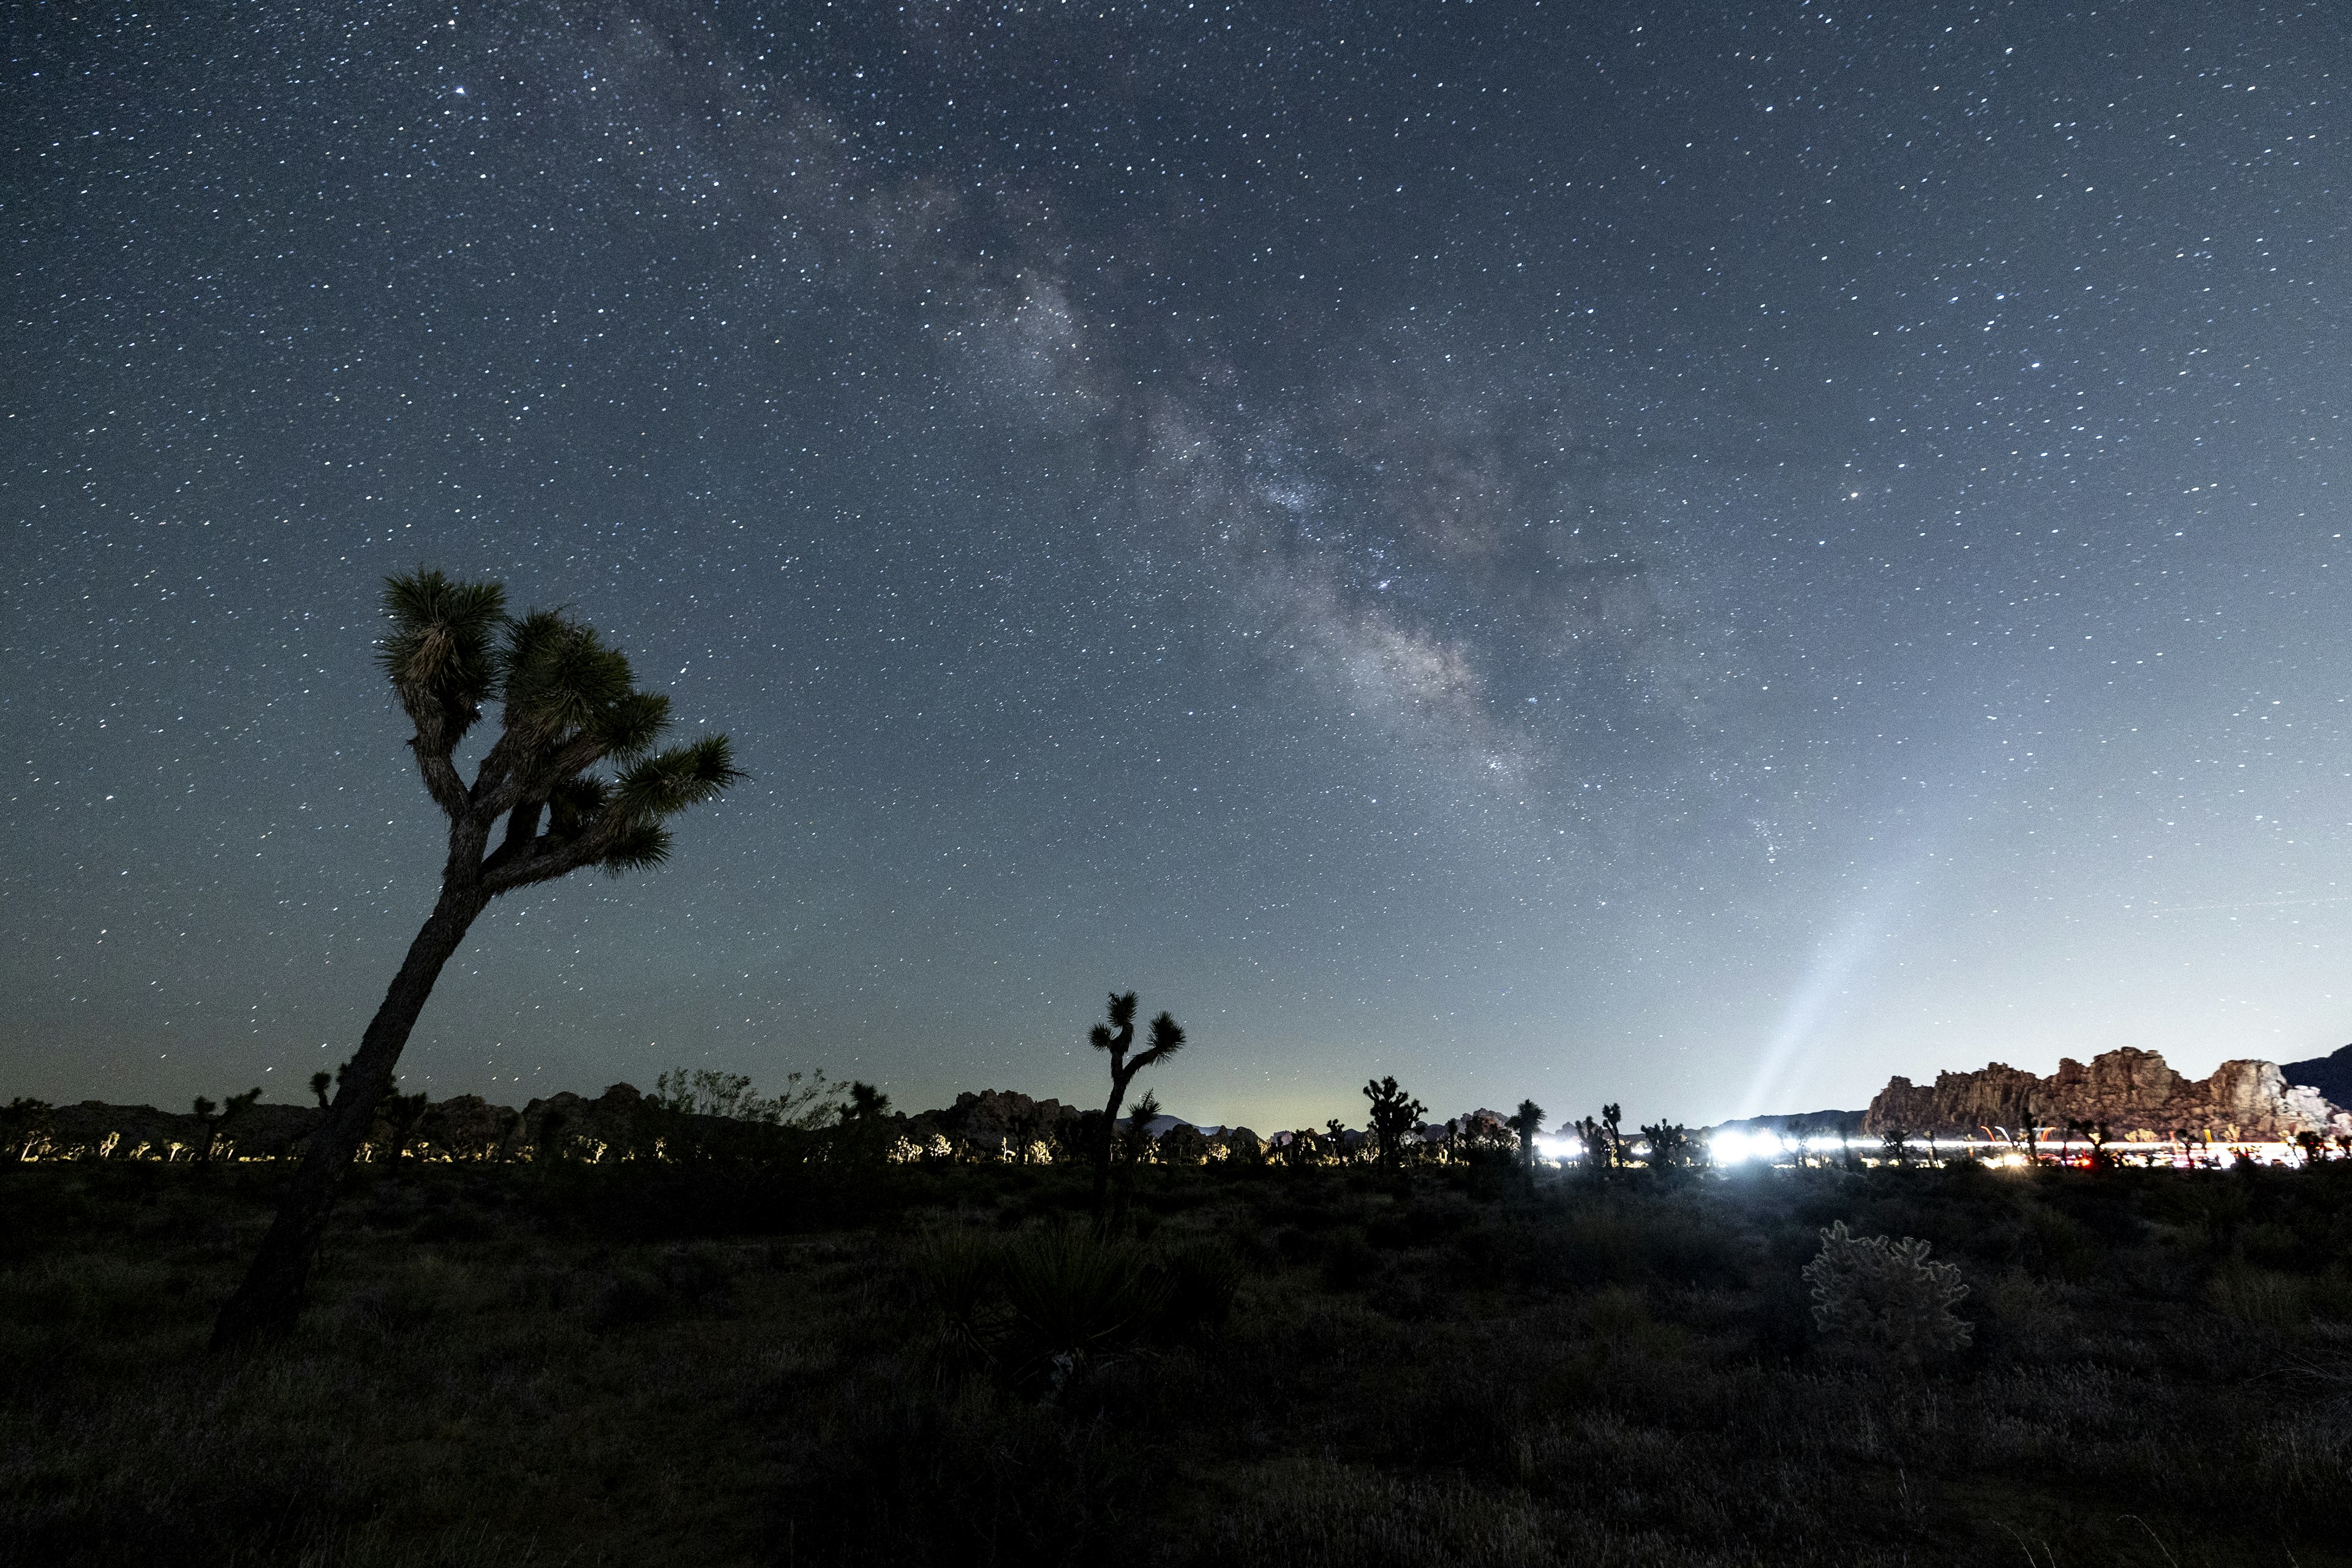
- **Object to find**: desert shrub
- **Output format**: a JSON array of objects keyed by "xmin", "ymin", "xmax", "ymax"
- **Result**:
[
  {"xmin": 1196, "ymin": 1457, "xmax": 1556, "ymax": 1568},
  {"xmin": 1539, "ymin": 1194, "xmax": 1746, "ymax": 1291},
  {"xmin": 2020, "ymin": 1204, "xmax": 2097, "ymax": 1281},
  {"xmin": 408, "ymin": 1207, "xmax": 491, "ymax": 1243},
  {"xmin": 575, "ymin": 1267, "xmax": 673, "ymax": 1334},
  {"xmin": 1366, "ymin": 1196, "xmax": 1467, "ymax": 1251},
  {"xmin": 0, "ymin": 1253, "xmax": 179, "ymax": 1334},
  {"xmin": 1155, "ymin": 1240, "xmax": 1244, "ymax": 1340},
  {"xmin": 786, "ymin": 1376, "xmax": 1156, "ymax": 1564},
  {"xmin": 655, "ymin": 1241, "xmax": 737, "ymax": 1307},
  {"xmin": 2205, "ymin": 1262, "xmax": 2309, "ymax": 1332},
  {"xmin": 1803, "ymin": 1220, "xmax": 1972, "ymax": 1361},
  {"xmin": 1319, "ymin": 1228, "xmax": 1382, "ymax": 1291}
]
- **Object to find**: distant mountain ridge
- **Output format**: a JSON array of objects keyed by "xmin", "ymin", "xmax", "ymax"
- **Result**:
[{"xmin": 2280, "ymin": 1043, "xmax": 2352, "ymax": 1110}]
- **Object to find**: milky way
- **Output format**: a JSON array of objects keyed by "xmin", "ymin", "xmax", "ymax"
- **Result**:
[{"xmin": 6, "ymin": 1, "xmax": 2348, "ymax": 1128}]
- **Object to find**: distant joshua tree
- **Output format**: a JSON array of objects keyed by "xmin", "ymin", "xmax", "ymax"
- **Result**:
[
  {"xmin": 2, "ymin": 1098, "xmax": 55, "ymax": 1164},
  {"xmin": 2066, "ymin": 1117, "xmax": 2115, "ymax": 1169},
  {"xmin": 1643, "ymin": 1120, "xmax": 1696, "ymax": 1173},
  {"xmin": 1362, "ymin": 1076, "xmax": 1427, "ymax": 1170},
  {"xmin": 376, "ymin": 1091, "xmax": 432, "ymax": 1161},
  {"xmin": 1087, "ymin": 992, "xmax": 1186, "ymax": 1221},
  {"xmin": 309, "ymin": 1071, "xmax": 334, "ymax": 1111},
  {"xmin": 1509, "ymin": 1099, "xmax": 1547, "ymax": 1176},
  {"xmin": 211, "ymin": 569, "xmax": 741, "ymax": 1349},
  {"xmin": 192, "ymin": 1088, "xmax": 263, "ymax": 1163}
]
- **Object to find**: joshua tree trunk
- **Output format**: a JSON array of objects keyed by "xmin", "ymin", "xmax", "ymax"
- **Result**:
[
  {"xmin": 211, "ymin": 883, "xmax": 486, "ymax": 1348},
  {"xmin": 1093, "ymin": 1063, "xmax": 1139, "ymax": 1219}
]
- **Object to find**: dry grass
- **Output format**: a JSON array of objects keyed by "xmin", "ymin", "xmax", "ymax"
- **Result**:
[{"xmin": 2, "ymin": 1157, "xmax": 2350, "ymax": 1565}]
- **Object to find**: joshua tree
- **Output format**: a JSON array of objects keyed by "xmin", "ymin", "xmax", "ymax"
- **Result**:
[
  {"xmin": 308, "ymin": 1071, "xmax": 334, "ymax": 1110},
  {"xmin": 1566, "ymin": 1105, "xmax": 1627, "ymax": 1174},
  {"xmin": 1088, "ymin": 992, "xmax": 1186, "ymax": 1221},
  {"xmin": 1643, "ymin": 1120, "xmax": 1696, "ymax": 1172},
  {"xmin": 3, "ymin": 1098, "xmax": 56, "ymax": 1165},
  {"xmin": 211, "ymin": 570, "xmax": 741, "ymax": 1348},
  {"xmin": 1509, "ymin": 1099, "xmax": 1546, "ymax": 1175},
  {"xmin": 374, "ymin": 1090, "xmax": 431, "ymax": 1161},
  {"xmin": 1362, "ymin": 1076, "xmax": 1427, "ymax": 1170},
  {"xmin": 192, "ymin": 1088, "xmax": 263, "ymax": 1163},
  {"xmin": 2065, "ymin": 1117, "xmax": 2115, "ymax": 1169},
  {"xmin": 841, "ymin": 1081, "xmax": 891, "ymax": 1123},
  {"xmin": 1879, "ymin": 1125, "xmax": 1913, "ymax": 1167}
]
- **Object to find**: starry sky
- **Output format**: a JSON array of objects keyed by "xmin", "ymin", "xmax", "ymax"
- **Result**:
[{"xmin": 6, "ymin": 0, "xmax": 2348, "ymax": 1132}]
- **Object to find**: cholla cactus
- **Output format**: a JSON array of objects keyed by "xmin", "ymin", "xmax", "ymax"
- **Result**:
[{"xmin": 1803, "ymin": 1220, "xmax": 1972, "ymax": 1359}]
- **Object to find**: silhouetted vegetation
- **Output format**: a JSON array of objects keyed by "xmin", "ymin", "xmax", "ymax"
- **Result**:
[
  {"xmin": 1086, "ymin": 991, "xmax": 1186, "ymax": 1221},
  {"xmin": 1363, "ymin": 1075, "xmax": 1427, "ymax": 1170},
  {"xmin": 8, "ymin": 1129, "xmax": 2352, "ymax": 1565}
]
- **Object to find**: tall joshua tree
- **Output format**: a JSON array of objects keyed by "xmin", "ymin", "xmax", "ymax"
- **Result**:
[
  {"xmin": 1088, "ymin": 991, "xmax": 1185, "ymax": 1221},
  {"xmin": 211, "ymin": 570, "xmax": 741, "ymax": 1348},
  {"xmin": 1362, "ymin": 1076, "xmax": 1426, "ymax": 1170}
]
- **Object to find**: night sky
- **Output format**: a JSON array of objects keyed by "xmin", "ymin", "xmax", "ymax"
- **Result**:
[{"xmin": 7, "ymin": 1, "xmax": 2348, "ymax": 1132}]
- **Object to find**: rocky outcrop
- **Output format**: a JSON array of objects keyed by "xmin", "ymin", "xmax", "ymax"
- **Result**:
[
  {"xmin": 933, "ymin": 1089, "xmax": 1080, "ymax": 1155},
  {"xmin": 1863, "ymin": 1047, "xmax": 2351, "ymax": 1140}
]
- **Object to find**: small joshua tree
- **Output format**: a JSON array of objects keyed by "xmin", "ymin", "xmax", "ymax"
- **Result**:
[
  {"xmin": 1803, "ymin": 1220, "xmax": 1972, "ymax": 1362},
  {"xmin": 3, "ymin": 1098, "xmax": 56, "ymax": 1165},
  {"xmin": 308, "ymin": 1071, "xmax": 334, "ymax": 1110},
  {"xmin": 1088, "ymin": 992, "xmax": 1186, "ymax": 1221},
  {"xmin": 1362, "ymin": 1076, "xmax": 1426, "ymax": 1170},
  {"xmin": 212, "ymin": 569, "xmax": 741, "ymax": 1348},
  {"xmin": 1568, "ymin": 1105, "xmax": 1625, "ymax": 1174},
  {"xmin": 1324, "ymin": 1118, "xmax": 1351, "ymax": 1164},
  {"xmin": 2066, "ymin": 1117, "xmax": 2115, "ymax": 1169}
]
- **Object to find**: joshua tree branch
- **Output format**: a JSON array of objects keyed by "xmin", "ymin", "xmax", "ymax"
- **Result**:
[{"xmin": 407, "ymin": 732, "xmax": 472, "ymax": 820}]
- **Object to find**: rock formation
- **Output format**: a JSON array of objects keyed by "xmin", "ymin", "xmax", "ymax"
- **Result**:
[
  {"xmin": 1862, "ymin": 1046, "xmax": 2350, "ymax": 1141},
  {"xmin": 932, "ymin": 1088, "xmax": 1080, "ymax": 1155}
]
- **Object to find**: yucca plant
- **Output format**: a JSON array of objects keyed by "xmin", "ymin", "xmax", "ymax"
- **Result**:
[
  {"xmin": 998, "ymin": 1225, "xmax": 1166, "ymax": 1390},
  {"xmin": 911, "ymin": 1229, "xmax": 1006, "ymax": 1374},
  {"xmin": 212, "ymin": 569, "xmax": 741, "ymax": 1348}
]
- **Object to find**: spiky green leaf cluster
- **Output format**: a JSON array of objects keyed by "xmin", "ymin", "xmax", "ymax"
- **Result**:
[
  {"xmin": 501, "ymin": 609, "xmax": 669, "ymax": 759},
  {"xmin": 379, "ymin": 570, "xmax": 507, "ymax": 741}
]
